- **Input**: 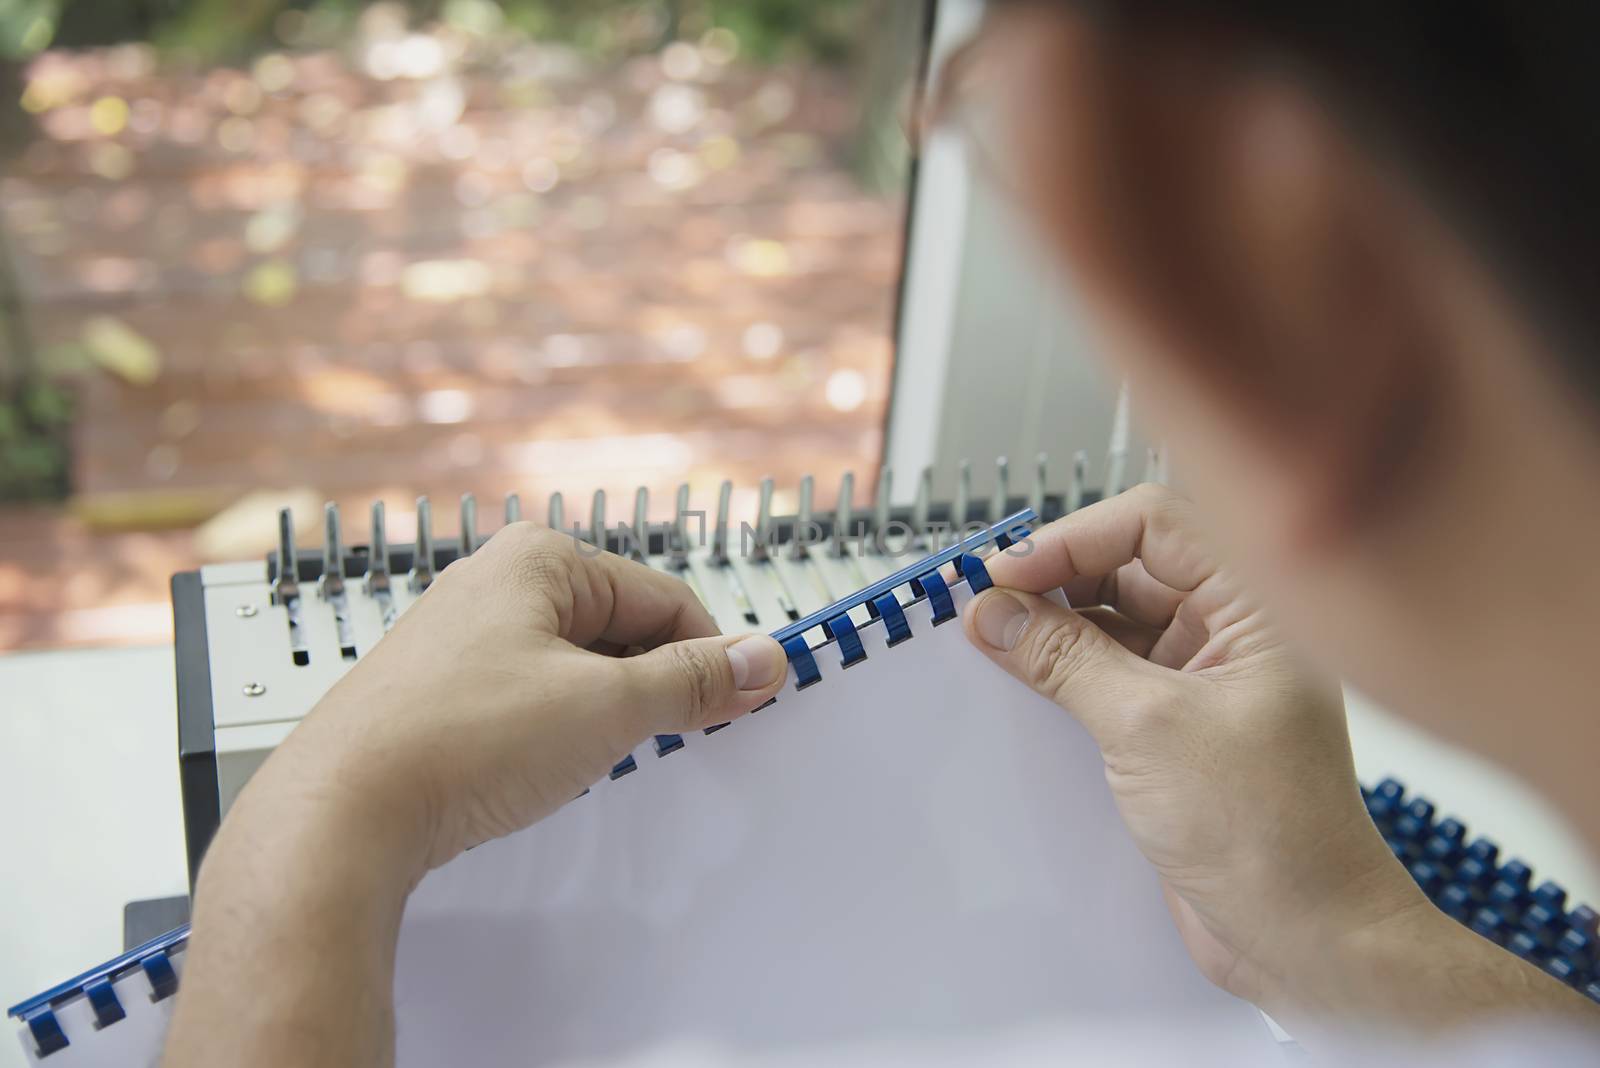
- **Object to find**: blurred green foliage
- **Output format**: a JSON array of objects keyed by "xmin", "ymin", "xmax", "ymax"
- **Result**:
[
  {"xmin": 0, "ymin": 378, "xmax": 72, "ymax": 501},
  {"xmin": 0, "ymin": 0, "xmax": 872, "ymax": 63},
  {"xmin": 494, "ymin": 0, "xmax": 867, "ymax": 63},
  {"xmin": 0, "ymin": 0, "xmax": 60, "ymax": 59}
]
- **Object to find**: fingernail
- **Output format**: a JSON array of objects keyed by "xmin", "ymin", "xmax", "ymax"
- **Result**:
[
  {"xmin": 727, "ymin": 635, "xmax": 786, "ymax": 690},
  {"xmin": 972, "ymin": 590, "xmax": 1030, "ymax": 651}
]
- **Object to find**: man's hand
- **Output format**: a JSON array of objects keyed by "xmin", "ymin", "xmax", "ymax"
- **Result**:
[
  {"xmin": 165, "ymin": 523, "xmax": 789, "ymax": 1067},
  {"xmin": 964, "ymin": 484, "xmax": 1598, "ymax": 1040},
  {"xmin": 283, "ymin": 521, "xmax": 791, "ymax": 874}
]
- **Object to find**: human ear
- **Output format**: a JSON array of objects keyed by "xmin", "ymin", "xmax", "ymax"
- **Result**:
[{"xmin": 1019, "ymin": 23, "xmax": 1449, "ymax": 549}]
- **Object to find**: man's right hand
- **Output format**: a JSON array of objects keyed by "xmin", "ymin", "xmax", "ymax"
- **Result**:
[{"xmin": 963, "ymin": 484, "xmax": 1597, "ymax": 1039}]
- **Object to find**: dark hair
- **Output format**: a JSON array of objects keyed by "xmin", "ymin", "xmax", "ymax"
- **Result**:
[{"xmin": 1000, "ymin": 2, "xmax": 1600, "ymax": 400}]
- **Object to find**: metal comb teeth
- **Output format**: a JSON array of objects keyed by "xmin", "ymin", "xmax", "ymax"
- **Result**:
[
  {"xmin": 833, "ymin": 471, "xmax": 854, "ymax": 556},
  {"xmin": 790, "ymin": 474, "xmax": 815, "ymax": 560},
  {"xmin": 991, "ymin": 455, "xmax": 1009, "ymax": 522},
  {"xmin": 410, "ymin": 496, "xmax": 434, "ymax": 593},
  {"xmin": 459, "ymin": 493, "xmax": 478, "ymax": 556}
]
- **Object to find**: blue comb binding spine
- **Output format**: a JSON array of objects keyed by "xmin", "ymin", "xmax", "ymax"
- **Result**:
[
  {"xmin": 22, "ymin": 515, "xmax": 1600, "ymax": 1055},
  {"xmin": 703, "ymin": 509, "xmax": 1037, "ymax": 732},
  {"xmin": 10, "ymin": 511, "xmax": 1045, "ymax": 1052},
  {"xmin": 769, "ymin": 508, "xmax": 1034, "ymax": 652}
]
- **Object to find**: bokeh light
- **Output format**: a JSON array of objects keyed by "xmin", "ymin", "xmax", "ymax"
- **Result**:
[{"xmin": 0, "ymin": 0, "xmax": 922, "ymax": 649}]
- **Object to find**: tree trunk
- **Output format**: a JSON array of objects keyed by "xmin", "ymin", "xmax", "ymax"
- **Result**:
[
  {"xmin": 849, "ymin": 0, "xmax": 922, "ymax": 197},
  {"xmin": 0, "ymin": 55, "xmax": 34, "ymax": 391}
]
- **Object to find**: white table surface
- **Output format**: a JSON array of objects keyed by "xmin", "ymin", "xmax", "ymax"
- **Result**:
[
  {"xmin": 0, "ymin": 646, "xmax": 188, "ymax": 1068},
  {"xmin": 1, "ymin": 646, "xmax": 1595, "ymax": 1068}
]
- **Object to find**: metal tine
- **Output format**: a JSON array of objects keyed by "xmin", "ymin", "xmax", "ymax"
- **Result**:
[
  {"xmin": 322, "ymin": 502, "xmax": 358, "ymax": 658},
  {"xmin": 275, "ymin": 506, "xmax": 310, "ymax": 665},
  {"xmin": 590, "ymin": 489, "xmax": 606, "ymax": 551},
  {"xmin": 707, "ymin": 479, "xmax": 757, "ymax": 624},
  {"xmin": 711, "ymin": 480, "xmax": 733, "ymax": 564},
  {"xmin": 1144, "ymin": 443, "xmax": 1167, "ymax": 486},
  {"xmin": 911, "ymin": 466, "xmax": 932, "ymax": 546},
  {"xmin": 670, "ymin": 482, "xmax": 692, "ymax": 567},
  {"xmin": 548, "ymin": 491, "xmax": 564, "ymax": 532},
  {"xmin": 1105, "ymin": 452, "xmax": 1128, "ymax": 498},
  {"xmin": 411, "ymin": 496, "xmax": 434, "ymax": 593},
  {"xmin": 460, "ymin": 493, "xmax": 478, "ymax": 556},
  {"xmin": 320, "ymin": 502, "xmax": 345, "ymax": 598},
  {"xmin": 631, "ymin": 486, "xmax": 649, "ymax": 561},
  {"xmin": 954, "ymin": 459, "xmax": 971, "ymax": 532},
  {"xmin": 991, "ymin": 455, "xmax": 1010, "ymax": 522},
  {"xmin": 790, "ymin": 474, "xmax": 814, "ymax": 560},
  {"xmin": 367, "ymin": 501, "xmax": 391, "ymax": 592},
  {"xmin": 367, "ymin": 500, "xmax": 396, "ymax": 631},
  {"xmin": 833, "ymin": 471, "xmax": 854, "ymax": 556},
  {"xmin": 754, "ymin": 475, "xmax": 802, "ymax": 620},
  {"xmin": 873, "ymin": 466, "xmax": 892, "ymax": 554},
  {"xmin": 1104, "ymin": 380, "xmax": 1132, "ymax": 497},
  {"xmin": 1029, "ymin": 452, "xmax": 1048, "ymax": 517},
  {"xmin": 274, "ymin": 507, "xmax": 300, "ymax": 605},
  {"xmin": 504, "ymin": 492, "xmax": 522, "ymax": 525},
  {"xmin": 1068, "ymin": 450, "xmax": 1089, "ymax": 512},
  {"xmin": 754, "ymin": 477, "xmax": 774, "ymax": 561}
]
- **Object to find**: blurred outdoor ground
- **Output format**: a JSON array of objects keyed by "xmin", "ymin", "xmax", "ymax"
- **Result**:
[{"xmin": 0, "ymin": 0, "xmax": 919, "ymax": 650}]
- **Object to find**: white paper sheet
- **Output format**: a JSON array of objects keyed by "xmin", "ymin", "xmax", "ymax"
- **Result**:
[{"xmin": 395, "ymin": 581, "xmax": 1270, "ymax": 1064}]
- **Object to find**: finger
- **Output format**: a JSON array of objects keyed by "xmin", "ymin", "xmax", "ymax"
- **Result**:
[
  {"xmin": 963, "ymin": 586, "xmax": 1167, "ymax": 748},
  {"xmin": 1147, "ymin": 598, "xmax": 1213, "ymax": 671},
  {"xmin": 985, "ymin": 484, "xmax": 1218, "ymax": 597},
  {"xmin": 1062, "ymin": 561, "xmax": 1188, "ymax": 633},
  {"xmin": 1075, "ymin": 606, "xmax": 1163, "ymax": 659},
  {"xmin": 479, "ymin": 523, "xmax": 721, "ymax": 648},
  {"xmin": 579, "ymin": 551, "xmax": 723, "ymax": 647},
  {"xmin": 615, "ymin": 633, "xmax": 791, "ymax": 735}
]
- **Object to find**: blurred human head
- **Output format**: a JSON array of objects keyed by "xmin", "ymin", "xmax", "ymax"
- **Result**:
[{"xmin": 960, "ymin": 4, "xmax": 1600, "ymax": 822}]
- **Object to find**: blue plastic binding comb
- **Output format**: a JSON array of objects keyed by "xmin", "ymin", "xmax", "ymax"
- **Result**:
[{"xmin": 19, "ymin": 511, "xmax": 1600, "ymax": 1062}]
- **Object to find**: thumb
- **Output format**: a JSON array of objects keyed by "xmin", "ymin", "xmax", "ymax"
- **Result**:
[
  {"xmin": 963, "ymin": 587, "xmax": 1160, "ymax": 748},
  {"xmin": 619, "ymin": 634, "xmax": 790, "ymax": 735}
]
